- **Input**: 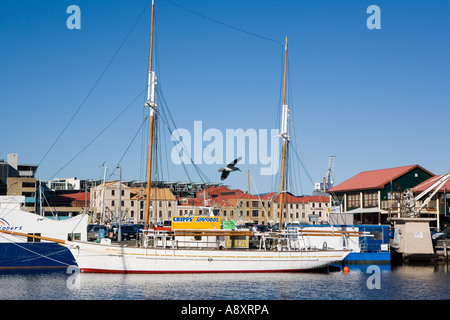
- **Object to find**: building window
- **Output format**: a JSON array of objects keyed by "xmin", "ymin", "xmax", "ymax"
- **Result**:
[
  {"xmin": 388, "ymin": 192, "xmax": 401, "ymax": 200},
  {"xmin": 364, "ymin": 192, "xmax": 378, "ymax": 208},
  {"xmin": 252, "ymin": 210, "xmax": 259, "ymax": 217},
  {"xmin": 347, "ymin": 193, "xmax": 360, "ymax": 209},
  {"xmin": 111, "ymin": 190, "xmax": 115, "ymax": 196},
  {"xmin": 22, "ymin": 182, "xmax": 35, "ymax": 188}
]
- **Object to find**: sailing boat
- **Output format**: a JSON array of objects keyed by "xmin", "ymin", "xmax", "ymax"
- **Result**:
[
  {"xmin": 0, "ymin": 196, "xmax": 88, "ymax": 272},
  {"xmin": 2, "ymin": 0, "xmax": 350, "ymax": 273}
]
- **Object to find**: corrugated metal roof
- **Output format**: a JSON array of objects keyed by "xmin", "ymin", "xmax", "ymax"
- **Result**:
[
  {"xmin": 328, "ymin": 164, "xmax": 433, "ymax": 192},
  {"xmin": 413, "ymin": 174, "xmax": 450, "ymax": 192}
]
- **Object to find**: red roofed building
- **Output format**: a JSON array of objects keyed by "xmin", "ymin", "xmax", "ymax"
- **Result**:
[
  {"xmin": 175, "ymin": 190, "xmax": 331, "ymax": 226},
  {"xmin": 328, "ymin": 165, "xmax": 434, "ymax": 225},
  {"xmin": 261, "ymin": 193, "xmax": 330, "ymax": 225}
]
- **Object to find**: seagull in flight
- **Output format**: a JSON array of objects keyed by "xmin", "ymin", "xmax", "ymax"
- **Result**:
[{"xmin": 218, "ymin": 157, "xmax": 242, "ymax": 180}]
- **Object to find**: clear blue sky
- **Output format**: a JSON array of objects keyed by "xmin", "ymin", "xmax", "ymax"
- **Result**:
[{"xmin": 1, "ymin": 0, "xmax": 449, "ymax": 195}]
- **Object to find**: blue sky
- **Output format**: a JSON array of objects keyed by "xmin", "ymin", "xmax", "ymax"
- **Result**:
[{"xmin": 1, "ymin": 0, "xmax": 449, "ymax": 195}]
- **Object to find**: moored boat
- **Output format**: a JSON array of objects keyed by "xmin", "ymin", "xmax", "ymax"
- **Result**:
[
  {"xmin": 0, "ymin": 196, "xmax": 88, "ymax": 272},
  {"xmin": 1, "ymin": 0, "xmax": 352, "ymax": 273}
]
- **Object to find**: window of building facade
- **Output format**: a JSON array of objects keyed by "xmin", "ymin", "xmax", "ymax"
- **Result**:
[
  {"xmin": 364, "ymin": 192, "xmax": 378, "ymax": 208},
  {"xmin": 347, "ymin": 193, "xmax": 360, "ymax": 209}
]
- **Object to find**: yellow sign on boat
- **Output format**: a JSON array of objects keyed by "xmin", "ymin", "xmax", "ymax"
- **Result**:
[{"xmin": 172, "ymin": 216, "xmax": 221, "ymax": 230}]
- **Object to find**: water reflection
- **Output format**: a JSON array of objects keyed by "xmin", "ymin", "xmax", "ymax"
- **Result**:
[{"xmin": 0, "ymin": 263, "xmax": 448, "ymax": 300}]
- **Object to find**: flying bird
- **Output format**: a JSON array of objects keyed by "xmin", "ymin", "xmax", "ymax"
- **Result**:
[{"xmin": 218, "ymin": 157, "xmax": 242, "ymax": 180}]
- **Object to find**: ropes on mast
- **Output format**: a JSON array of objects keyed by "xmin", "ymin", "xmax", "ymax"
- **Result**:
[
  {"xmin": 37, "ymin": 0, "xmax": 152, "ymax": 174},
  {"xmin": 162, "ymin": 0, "xmax": 283, "ymax": 45}
]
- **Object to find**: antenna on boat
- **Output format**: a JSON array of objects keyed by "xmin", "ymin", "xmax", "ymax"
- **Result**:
[
  {"xmin": 278, "ymin": 37, "xmax": 289, "ymax": 231},
  {"xmin": 145, "ymin": 0, "xmax": 156, "ymax": 230}
]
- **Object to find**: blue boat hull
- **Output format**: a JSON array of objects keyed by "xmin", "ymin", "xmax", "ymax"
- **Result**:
[
  {"xmin": 0, "ymin": 242, "xmax": 77, "ymax": 273},
  {"xmin": 344, "ymin": 251, "xmax": 391, "ymax": 265}
]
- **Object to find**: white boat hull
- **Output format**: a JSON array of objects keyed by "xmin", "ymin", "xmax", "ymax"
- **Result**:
[{"xmin": 65, "ymin": 241, "xmax": 351, "ymax": 273}]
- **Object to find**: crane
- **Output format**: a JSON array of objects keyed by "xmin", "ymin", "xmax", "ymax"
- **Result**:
[
  {"xmin": 314, "ymin": 155, "xmax": 335, "ymax": 193},
  {"xmin": 325, "ymin": 155, "xmax": 335, "ymax": 190},
  {"xmin": 403, "ymin": 171, "xmax": 450, "ymax": 217}
]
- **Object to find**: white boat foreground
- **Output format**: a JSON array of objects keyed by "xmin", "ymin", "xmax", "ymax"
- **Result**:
[{"xmin": 64, "ymin": 231, "xmax": 351, "ymax": 274}]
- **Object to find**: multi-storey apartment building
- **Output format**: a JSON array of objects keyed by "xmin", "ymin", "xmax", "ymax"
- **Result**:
[
  {"xmin": 90, "ymin": 181, "xmax": 177, "ymax": 224},
  {"xmin": 176, "ymin": 187, "xmax": 331, "ymax": 226},
  {"xmin": 1, "ymin": 153, "xmax": 38, "ymax": 210}
]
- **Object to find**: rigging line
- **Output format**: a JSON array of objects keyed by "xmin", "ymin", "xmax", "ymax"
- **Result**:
[
  {"xmin": 0, "ymin": 233, "xmax": 74, "ymax": 267},
  {"xmin": 156, "ymin": 85, "xmax": 210, "ymax": 183},
  {"xmin": 153, "ymin": 93, "xmax": 192, "ymax": 182},
  {"xmin": 48, "ymin": 86, "xmax": 148, "ymax": 180},
  {"xmin": 37, "ymin": 0, "xmax": 151, "ymax": 172},
  {"xmin": 163, "ymin": 0, "xmax": 283, "ymax": 45},
  {"xmin": 290, "ymin": 144, "xmax": 315, "ymax": 186},
  {"xmin": 107, "ymin": 115, "xmax": 149, "ymax": 181},
  {"xmin": 0, "ymin": 184, "xmax": 25, "ymax": 218}
]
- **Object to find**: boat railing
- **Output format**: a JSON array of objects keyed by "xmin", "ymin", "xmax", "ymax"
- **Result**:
[
  {"xmin": 140, "ymin": 229, "xmax": 253, "ymax": 250},
  {"xmin": 138, "ymin": 228, "xmax": 360, "ymax": 252}
]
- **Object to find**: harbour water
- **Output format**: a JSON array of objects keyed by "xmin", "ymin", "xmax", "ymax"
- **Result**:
[{"xmin": 0, "ymin": 263, "xmax": 449, "ymax": 301}]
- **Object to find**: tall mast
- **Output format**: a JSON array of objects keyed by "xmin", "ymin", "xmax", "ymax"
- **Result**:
[
  {"xmin": 145, "ymin": 0, "xmax": 156, "ymax": 230},
  {"xmin": 278, "ymin": 37, "xmax": 288, "ymax": 231}
]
